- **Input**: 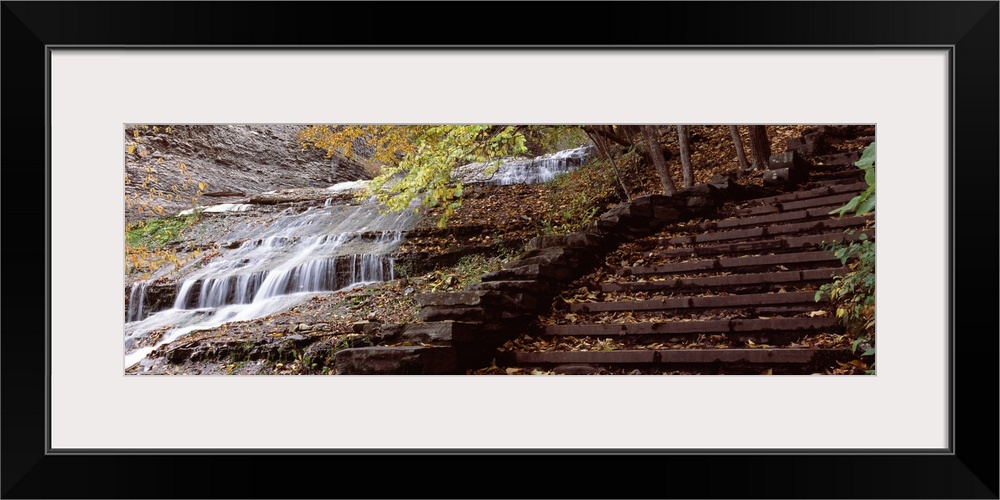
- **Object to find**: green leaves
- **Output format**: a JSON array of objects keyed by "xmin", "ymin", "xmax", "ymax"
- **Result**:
[
  {"xmin": 856, "ymin": 195, "xmax": 876, "ymax": 215},
  {"xmin": 855, "ymin": 141, "xmax": 876, "ymax": 168},
  {"xmin": 359, "ymin": 125, "xmax": 530, "ymax": 227},
  {"xmin": 831, "ymin": 196, "xmax": 862, "ymax": 218},
  {"xmin": 816, "ymin": 234, "xmax": 876, "ymax": 372},
  {"xmin": 301, "ymin": 125, "xmax": 593, "ymax": 226},
  {"xmin": 850, "ymin": 337, "xmax": 865, "ymax": 353},
  {"xmin": 830, "ymin": 141, "xmax": 875, "ymax": 218}
]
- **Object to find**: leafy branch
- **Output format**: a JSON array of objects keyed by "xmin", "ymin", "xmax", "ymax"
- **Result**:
[
  {"xmin": 816, "ymin": 141, "xmax": 876, "ymax": 373},
  {"xmin": 830, "ymin": 142, "xmax": 875, "ymax": 217}
]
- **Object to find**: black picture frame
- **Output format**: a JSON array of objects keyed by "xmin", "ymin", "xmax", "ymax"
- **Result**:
[{"xmin": 3, "ymin": 2, "xmax": 997, "ymax": 498}]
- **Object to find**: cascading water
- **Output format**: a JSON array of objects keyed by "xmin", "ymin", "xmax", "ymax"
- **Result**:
[
  {"xmin": 126, "ymin": 281, "xmax": 149, "ymax": 322},
  {"xmin": 456, "ymin": 145, "xmax": 594, "ymax": 186},
  {"xmin": 124, "ymin": 200, "xmax": 416, "ymax": 369},
  {"xmin": 125, "ymin": 146, "xmax": 593, "ymax": 370}
]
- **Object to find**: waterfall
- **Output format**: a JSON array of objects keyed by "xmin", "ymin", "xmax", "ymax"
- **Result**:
[
  {"xmin": 456, "ymin": 145, "xmax": 594, "ymax": 186},
  {"xmin": 126, "ymin": 281, "xmax": 149, "ymax": 322},
  {"xmin": 125, "ymin": 146, "xmax": 593, "ymax": 370},
  {"xmin": 125, "ymin": 200, "xmax": 417, "ymax": 368}
]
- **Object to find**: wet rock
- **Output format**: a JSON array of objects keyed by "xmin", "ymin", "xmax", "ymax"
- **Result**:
[
  {"xmin": 166, "ymin": 347, "xmax": 192, "ymax": 364},
  {"xmin": 124, "ymin": 282, "xmax": 178, "ymax": 320}
]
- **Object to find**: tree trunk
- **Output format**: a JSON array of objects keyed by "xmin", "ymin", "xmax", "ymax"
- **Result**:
[
  {"xmin": 748, "ymin": 125, "xmax": 771, "ymax": 170},
  {"xmin": 677, "ymin": 125, "xmax": 694, "ymax": 188},
  {"xmin": 642, "ymin": 125, "xmax": 677, "ymax": 195},
  {"xmin": 729, "ymin": 125, "xmax": 751, "ymax": 171}
]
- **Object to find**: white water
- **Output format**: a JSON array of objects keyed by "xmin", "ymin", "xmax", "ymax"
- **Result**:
[
  {"xmin": 125, "ymin": 200, "xmax": 416, "ymax": 369},
  {"xmin": 126, "ymin": 280, "xmax": 149, "ymax": 322},
  {"xmin": 126, "ymin": 145, "xmax": 592, "ymax": 370},
  {"xmin": 326, "ymin": 180, "xmax": 369, "ymax": 192},
  {"xmin": 456, "ymin": 145, "xmax": 594, "ymax": 186},
  {"xmin": 177, "ymin": 203, "xmax": 255, "ymax": 216}
]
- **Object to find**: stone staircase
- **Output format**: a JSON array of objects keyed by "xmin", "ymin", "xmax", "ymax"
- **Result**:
[
  {"xmin": 335, "ymin": 129, "xmax": 874, "ymax": 375},
  {"xmin": 504, "ymin": 175, "xmax": 872, "ymax": 374}
]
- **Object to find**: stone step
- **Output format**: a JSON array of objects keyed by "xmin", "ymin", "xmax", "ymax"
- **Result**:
[
  {"xmin": 805, "ymin": 177, "xmax": 869, "ymax": 189},
  {"xmin": 512, "ymin": 348, "xmax": 846, "ymax": 365},
  {"xmin": 543, "ymin": 316, "xmax": 839, "ymax": 336},
  {"xmin": 656, "ymin": 229, "xmax": 874, "ymax": 258},
  {"xmin": 811, "ymin": 152, "xmax": 863, "ymax": 166},
  {"xmin": 764, "ymin": 215, "xmax": 873, "ymax": 237},
  {"xmin": 748, "ymin": 182, "xmax": 868, "ymax": 205},
  {"xmin": 712, "ymin": 205, "xmax": 849, "ymax": 230},
  {"xmin": 568, "ymin": 291, "xmax": 820, "ymax": 314},
  {"xmin": 734, "ymin": 192, "xmax": 860, "ymax": 216},
  {"xmin": 601, "ymin": 267, "xmax": 850, "ymax": 293},
  {"xmin": 616, "ymin": 250, "xmax": 839, "ymax": 277},
  {"xmin": 662, "ymin": 216, "xmax": 872, "ymax": 245},
  {"xmin": 810, "ymin": 168, "xmax": 865, "ymax": 181}
]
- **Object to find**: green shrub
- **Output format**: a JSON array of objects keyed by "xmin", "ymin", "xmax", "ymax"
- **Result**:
[
  {"xmin": 815, "ymin": 235, "xmax": 875, "ymax": 345},
  {"xmin": 817, "ymin": 142, "xmax": 876, "ymax": 373}
]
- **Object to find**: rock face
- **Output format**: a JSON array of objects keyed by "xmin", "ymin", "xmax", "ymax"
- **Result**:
[{"xmin": 124, "ymin": 125, "xmax": 370, "ymax": 222}]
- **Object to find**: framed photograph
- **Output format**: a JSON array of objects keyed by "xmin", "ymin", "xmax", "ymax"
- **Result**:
[{"xmin": 4, "ymin": 2, "xmax": 996, "ymax": 498}]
